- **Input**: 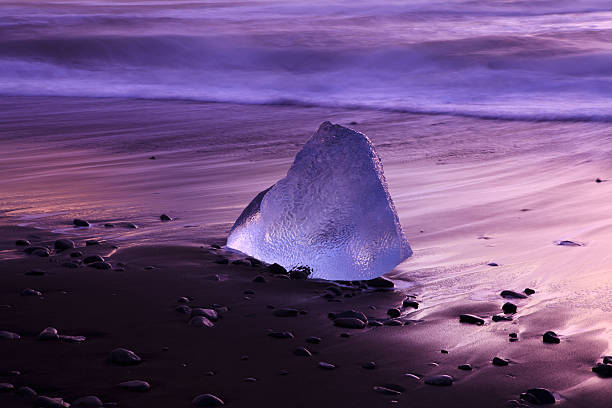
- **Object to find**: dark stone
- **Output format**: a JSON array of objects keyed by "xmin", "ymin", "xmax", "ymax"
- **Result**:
[
  {"xmin": 73, "ymin": 219, "xmax": 90, "ymax": 227},
  {"xmin": 557, "ymin": 240, "xmax": 581, "ymax": 247},
  {"xmin": 15, "ymin": 239, "xmax": 30, "ymax": 246},
  {"xmin": 596, "ymin": 178, "xmax": 603, "ymax": 183},
  {"xmin": 289, "ymin": 268, "xmax": 310, "ymax": 280},
  {"xmin": 177, "ymin": 297, "xmax": 189, "ymax": 303},
  {"xmin": 24, "ymin": 246, "xmax": 50, "ymax": 257},
  {"xmin": 83, "ymin": 255, "xmax": 104, "ymax": 264},
  {"xmin": 458, "ymin": 364, "xmax": 472, "ymax": 371},
  {"xmin": 363, "ymin": 361, "xmax": 376, "ymax": 370},
  {"xmin": 253, "ymin": 275, "xmax": 266, "ymax": 283},
  {"xmin": 369, "ymin": 321, "xmax": 383, "ymax": 327},
  {"xmin": 118, "ymin": 380, "xmax": 151, "ymax": 392},
  {"xmin": 543, "ymin": 331, "xmax": 560, "ymax": 344},
  {"xmin": 231, "ymin": 260, "xmax": 249, "ymax": 266},
  {"xmin": 424, "ymin": 375, "xmax": 454, "ymax": 386},
  {"xmin": 244, "ymin": 289, "xmax": 255, "ymax": 295},
  {"xmin": 492, "ymin": 357, "xmax": 509, "ymax": 366},
  {"xmin": 293, "ymin": 347, "xmax": 312, "ymax": 357},
  {"xmin": 0, "ymin": 331, "xmax": 20, "ymax": 340},
  {"xmin": 192, "ymin": 394, "xmax": 224, "ymax": 407},
  {"xmin": 383, "ymin": 319, "xmax": 403, "ymax": 326},
  {"xmin": 268, "ymin": 330, "xmax": 294, "ymax": 339},
  {"xmin": 214, "ymin": 257, "xmax": 229, "ymax": 265},
  {"xmin": 54, "ymin": 239, "xmax": 75, "ymax": 251},
  {"xmin": 175, "ymin": 305, "xmax": 191, "ymax": 314},
  {"xmin": 373, "ymin": 384, "xmax": 405, "ymax": 395},
  {"xmin": 273, "ymin": 308, "xmax": 299, "ymax": 317},
  {"xmin": 104, "ymin": 223, "xmax": 115, "ymax": 228},
  {"xmin": 520, "ymin": 388, "xmax": 556, "ymax": 405},
  {"xmin": 306, "ymin": 336, "xmax": 322, "ymax": 344},
  {"xmin": 16, "ymin": 386, "xmax": 36, "ymax": 397},
  {"xmin": 268, "ymin": 263, "xmax": 288, "ymax": 275},
  {"xmin": 85, "ymin": 240, "xmax": 100, "ymax": 246},
  {"xmin": 441, "ymin": 349, "xmax": 449, "ymax": 354},
  {"xmin": 326, "ymin": 286, "xmax": 342, "ymax": 296},
  {"xmin": 126, "ymin": 223, "xmax": 138, "ymax": 229},
  {"xmin": 340, "ymin": 332, "xmax": 350, "ymax": 337},
  {"xmin": 502, "ymin": 302, "xmax": 517, "ymax": 314},
  {"xmin": 70, "ymin": 251, "xmax": 83, "ymax": 258},
  {"xmin": 247, "ymin": 257, "xmax": 262, "ymax": 266},
  {"xmin": 459, "ymin": 314, "xmax": 485, "ymax": 325},
  {"xmin": 332, "ymin": 310, "xmax": 367, "ymax": 323},
  {"xmin": 33, "ymin": 396, "xmax": 70, "ymax": 408},
  {"xmin": 487, "ymin": 262, "xmax": 499, "ymax": 267},
  {"xmin": 109, "ymin": 348, "xmax": 142, "ymax": 365},
  {"xmin": 402, "ymin": 299, "xmax": 419, "ymax": 309},
  {"xmin": 88, "ymin": 262, "xmax": 112, "ymax": 270},
  {"xmin": 0, "ymin": 383, "xmax": 14, "ymax": 392},
  {"xmin": 525, "ymin": 288, "xmax": 536, "ymax": 295},
  {"xmin": 59, "ymin": 335, "xmax": 86, "ymax": 343},
  {"xmin": 334, "ymin": 318, "xmax": 366, "ymax": 329},
  {"xmin": 72, "ymin": 396, "xmax": 103, "ymax": 407},
  {"xmin": 211, "ymin": 244, "xmax": 221, "ymax": 249},
  {"xmin": 366, "ymin": 277, "xmax": 394, "ymax": 288},
  {"xmin": 500, "ymin": 290, "xmax": 528, "ymax": 299},
  {"xmin": 191, "ymin": 308, "xmax": 218, "ymax": 322},
  {"xmin": 26, "ymin": 269, "xmax": 46, "ymax": 276},
  {"xmin": 492, "ymin": 314, "xmax": 513, "ymax": 322},
  {"xmin": 318, "ymin": 362, "xmax": 335, "ymax": 370},
  {"xmin": 387, "ymin": 308, "xmax": 401, "ymax": 318},
  {"xmin": 603, "ymin": 356, "xmax": 612, "ymax": 364},
  {"xmin": 593, "ymin": 363, "xmax": 612, "ymax": 377},
  {"xmin": 21, "ymin": 288, "xmax": 42, "ymax": 296},
  {"xmin": 160, "ymin": 214, "xmax": 172, "ymax": 221}
]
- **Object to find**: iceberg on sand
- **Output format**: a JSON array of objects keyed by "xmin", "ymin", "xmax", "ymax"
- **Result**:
[{"xmin": 227, "ymin": 121, "xmax": 411, "ymax": 280}]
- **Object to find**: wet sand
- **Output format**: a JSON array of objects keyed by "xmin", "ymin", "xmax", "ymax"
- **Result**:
[{"xmin": 2, "ymin": 97, "xmax": 612, "ymax": 407}]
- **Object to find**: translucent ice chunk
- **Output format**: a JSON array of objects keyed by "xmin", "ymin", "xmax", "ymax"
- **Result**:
[{"xmin": 226, "ymin": 121, "xmax": 411, "ymax": 280}]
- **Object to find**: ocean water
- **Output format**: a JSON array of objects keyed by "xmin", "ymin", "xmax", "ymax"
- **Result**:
[{"xmin": 0, "ymin": 0, "xmax": 610, "ymax": 120}]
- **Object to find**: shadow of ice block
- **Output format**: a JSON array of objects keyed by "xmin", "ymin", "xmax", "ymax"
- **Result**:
[{"xmin": 227, "ymin": 121, "xmax": 411, "ymax": 280}]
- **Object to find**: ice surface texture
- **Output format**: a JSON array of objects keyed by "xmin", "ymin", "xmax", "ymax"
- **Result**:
[{"xmin": 226, "ymin": 121, "xmax": 411, "ymax": 280}]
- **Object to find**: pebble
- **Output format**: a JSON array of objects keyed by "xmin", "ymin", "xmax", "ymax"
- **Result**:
[
  {"xmin": 144, "ymin": 266, "xmax": 156, "ymax": 270},
  {"xmin": 487, "ymin": 262, "xmax": 499, "ymax": 267},
  {"xmin": 520, "ymin": 388, "xmax": 556, "ymax": 405},
  {"xmin": 214, "ymin": 258, "xmax": 229, "ymax": 265},
  {"xmin": 492, "ymin": 357, "xmax": 510, "ymax": 366},
  {"xmin": 332, "ymin": 310, "xmax": 368, "ymax": 323},
  {"xmin": 334, "ymin": 318, "xmax": 366, "ymax": 329},
  {"xmin": 318, "ymin": 362, "xmax": 335, "ymax": 370},
  {"xmin": 88, "ymin": 262, "xmax": 112, "ymax": 270},
  {"xmin": 73, "ymin": 395, "xmax": 104, "ymax": 407},
  {"xmin": 363, "ymin": 361, "xmax": 376, "ymax": 370},
  {"xmin": 268, "ymin": 330, "xmax": 294, "ymax": 339},
  {"xmin": 25, "ymin": 246, "xmax": 50, "ymax": 257},
  {"xmin": 70, "ymin": 251, "xmax": 83, "ymax": 258},
  {"xmin": 424, "ymin": 375, "xmax": 454, "ymax": 386},
  {"xmin": 109, "ymin": 348, "xmax": 142, "ymax": 365},
  {"xmin": 243, "ymin": 377, "xmax": 257, "ymax": 382},
  {"xmin": 603, "ymin": 356, "xmax": 612, "ymax": 364},
  {"xmin": 293, "ymin": 347, "xmax": 312, "ymax": 357},
  {"xmin": 500, "ymin": 290, "xmax": 527, "ymax": 299},
  {"xmin": 253, "ymin": 275, "xmax": 266, "ymax": 283},
  {"xmin": 458, "ymin": 364, "xmax": 472, "ymax": 371},
  {"xmin": 459, "ymin": 314, "xmax": 485, "ymax": 325},
  {"xmin": 592, "ymin": 362, "xmax": 612, "ymax": 377},
  {"xmin": 60, "ymin": 335, "xmax": 86, "ymax": 343},
  {"xmin": 0, "ymin": 331, "xmax": 20, "ymax": 340},
  {"xmin": 85, "ymin": 240, "xmax": 100, "ymax": 246},
  {"xmin": 21, "ymin": 288, "xmax": 42, "ymax": 296},
  {"xmin": 73, "ymin": 219, "xmax": 90, "ymax": 227},
  {"xmin": 387, "ymin": 308, "xmax": 401, "ymax": 318},
  {"xmin": 126, "ymin": 223, "xmax": 138, "ymax": 229},
  {"xmin": 15, "ymin": 239, "xmax": 30, "ymax": 246},
  {"xmin": 192, "ymin": 394, "xmax": 224, "ymax": 407},
  {"xmin": 402, "ymin": 299, "xmax": 419, "ymax": 309},
  {"xmin": 306, "ymin": 336, "xmax": 321, "ymax": 344},
  {"xmin": 524, "ymin": 288, "xmax": 536, "ymax": 295},
  {"xmin": 118, "ymin": 380, "xmax": 151, "ymax": 392},
  {"xmin": 279, "ymin": 369, "xmax": 289, "ymax": 376},
  {"xmin": 0, "ymin": 383, "xmax": 14, "ymax": 392},
  {"xmin": 160, "ymin": 214, "xmax": 172, "ymax": 221},
  {"xmin": 366, "ymin": 277, "xmax": 394, "ymax": 289},
  {"xmin": 502, "ymin": 302, "xmax": 517, "ymax": 314},
  {"xmin": 289, "ymin": 268, "xmax": 310, "ymax": 280},
  {"xmin": 273, "ymin": 308, "xmax": 299, "ymax": 317},
  {"xmin": 340, "ymin": 333, "xmax": 350, "ymax": 338},
  {"xmin": 177, "ymin": 297, "xmax": 190, "ymax": 303},
  {"xmin": 543, "ymin": 331, "xmax": 560, "ymax": 344},
  {"xmin": 492, "ymin": 314, "xmax": 513, "ymax": 322},
  {"xmin": 176, "ymin": 305, "xmax": 192, "ymax": 314},
  {"xmin": 557, "ymin": 240, "xmax": 581, "ymax": 247},
  {"xmin": 54, "ymin": 239, "xmax": 75, "ymax": 251},
  {"xmin": 373, "ymin": 384, "xmax": 404, "ymax": 395},
  {"xmin": 34, "ymin": 396, "xmax": 70, "ymax": 407},
  {"xmin": 38, "ymin": 327, "xmax": 59, "ymax": 341},
  {"xmin": 191, "ymin": 308, "xmax": 218, "ymax": 322},
  {"xmin": 188, "ymin": 316, "xmax": 214, "ymax": 328}
]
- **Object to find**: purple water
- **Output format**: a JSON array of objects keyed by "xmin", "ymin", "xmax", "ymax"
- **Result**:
[{"xmin": 1, "ymin": 0, "xmax": 611, "ymax": 120}]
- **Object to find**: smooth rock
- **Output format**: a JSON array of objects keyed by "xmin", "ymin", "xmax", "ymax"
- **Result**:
[
  {"xmin": 524, "ymin": 288, "xmax": 536, "ymax": 295},
  {"xmin": 334, "ymin": 317, "xmax": 366, "ymax": 329},
  {"xmin": 502, "ymin": 302, "xmax": 517, "ymax": 314},
  {"xmin": 293, "ymin": 347, "xmax": 312, "ymax": 357},
  {"xmin": 387, "ymin": 308, "xmax": 401, "ymax": 318},
  {"xmin": 73, "ymin": 219, "xmax": 90, "ymax": 227},
  {"xmin": 118, "ymin": 380, "xmax": 150, "ymax": 392},
  {"xmin": 273, "ymin": 308, "xmax": 299, "ymax": 317},
  {"xmin": 192, "ymin": 394, "xmax": 224, "ymax": 407},
  {"xmin": 59, "ymin": 335, "xmax": 86, "ymax": 343},
  {"xmin": 54, "ymin": 239, "xmax": 75, "ymax": 251},
  {"xmin": 253, "ymin": 275, "xmax": 266, "ymax": 283},
  {"xmin": 306, "ymin": 336, "xmax": 322, "ymax": 344},
  {"xmin": 373, "ymin": 384, "xmax": 405, "ymax": 395},
  {"xmin": 520, "ymin": 388, "xmax": 556, "ymax": 405},
  {"xmin": 38, "ymin": 327, "xmax": 59, "ymax": 341},
  {"xmin": 268, "ymin": 263, "xmax": 287, "ymax": 275},
  {"xmin": 21, "ymin": 288, "xmax": 42, "ymax": 296},
  {"xmin": 0, "ymin": 330, "xmax": 20, "ymax": 340},
  {"xmin": 492, "ymin": 314, "xmax": 513, "ymax": 322},
  {"xmin": 424, "ymin": 375, "xmax": 454, "ymax": 386},
  {"xmin": 62, "ymin": 261, "xmax": 79, "ymax": 269},
  {"xmin": 318, "ymin": 362, "xmax": 335, "ymax": 370},
  {"xmin": 363, "ymin": 361, "xmax": 376, "ymax": 370},
  {"xmin": 500, "ymin": 290, "xmax": 527, "ymax": 299},
  {"xmin": 188, "ymin": 316, "xmax": 214, "ymax": 328},
  {"xmin": 191, "ymin": 308, "xmax": 218, "ymax": 322},
  {"xmin": 492, "ymin": 357, "xmax": 510, "ymax": 366},
  {"xmin": 458, "ymin": 364, "xmax": 472, "ymax": 371},
  {"xmin": 592, "ymin": 363, "xmax": 612, "ymax": 377},
  {"xmin": 160, "ymin": 214, "xmax": 172, "ymax": 221},
  {"xmin": 175, "ymin": 305, "xmax": 192, "ymax": 314},
  {"xmin": 0, "ymin": 383, "xmax": 14, "ymax": 392},
  {"xmin": 88, "ymin": 262, "xmax": 112, "ymax": 270},
  {"xmin": 85, "ymin": 240, "xmax": 100, "ymax": 246},
  {"xmin": 268, "ymin": 330, "xmax": 294, "ymax": 339},
  {"xmin": 332, "ymin": 310, "xmax": 367, "ymax": 323},
  {"xmin": 109, "ymin": 348, "xmax": 142, "ymax": 365},
  {"xmin": 33, "ymin": 396, "xmax": 70, "ymax": 408},
  {"xmin": 73, "ymin": 395, "xmax": 103, "ymax": 407},
  {"xmin": 459, "ymin": 314, "xmax": 485, "ymax": 325},
  {"xmin": 16, "ymin": 386, "xmax": 37, "ymax": 397},
  {"xmin": 543, "ymin": 331, "xmax": 560, "ymax": 344},
  {"xmin": 402, "ymin": 299, "xmax": 419, "ymax": 309},
  {"xmin": 15, "ymin": 239, "xmax": 30, "ymax": 246},
  {"xmin": 70, "ymin": 252, "xmax": 83, "ymax": 258},
  {"xmin": 366, "ymin": 277, "xmax": 394, "ymax": 289}
]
